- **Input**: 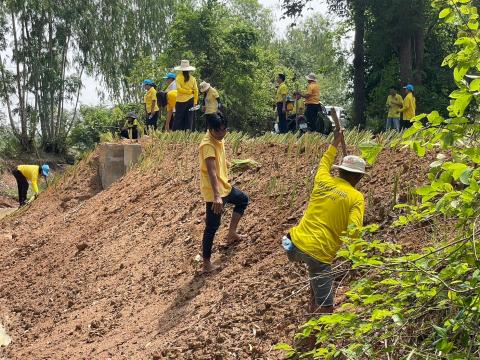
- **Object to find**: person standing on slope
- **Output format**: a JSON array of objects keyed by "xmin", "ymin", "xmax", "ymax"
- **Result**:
[
  {"xmin": 299, "ymin": 72, "xmax": 321, "ymax": 133},
  {"xmin": 284, "ymin": 129, "xmax": 366, "ymax": 314},
  {"xmin": 143, "ymin": 79, "xmax": 160, "ymax": 132},
  {"xmin": 385, "ymin": 87, "xmax": 403, "ymax": 132},
  {"xmin": 276, "ymin": 73, "xmax": 288, "ymax": 134},
  {"xmin": 163, "ymin": 72, "xmax": 177, "ymax": 131},
  {"xmin": 199, "ymin": 115, "xmax": 249, "ymax": 273},
  {"xmin": 200, "ymin": 81, "xmax": 221, "ymax": 130},
  {"xmin": 400, "ymin": 84, "xmax": 416, "ymax": 129},
  {"xmin": 11, "ymin": 164, "xmax": 50, "ymax": 207},
  {"xmin": 174, "ymin": 60, "xmax": 199, "ymax": 131}
]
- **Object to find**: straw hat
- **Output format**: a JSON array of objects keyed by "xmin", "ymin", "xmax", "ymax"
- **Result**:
[
  {"xmin": 174, "ymin": 60, "xmax": 196, "ymax": 72},
  {"xmin": 199, "ymin": 81, "xmax": 211, "ymax": 92},
  {"xmin": 305, "ymin": 73, "xmax": 317, "ymax": 81}
]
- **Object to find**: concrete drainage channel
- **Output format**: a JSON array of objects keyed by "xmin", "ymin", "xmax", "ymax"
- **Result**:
[
  {"xmin": 98, "ymin": 143, "xmax": 143, "ymax": 189},
  {"xmin": 0, "ymin": 324, "xmax": 11, "ymax": 347}
]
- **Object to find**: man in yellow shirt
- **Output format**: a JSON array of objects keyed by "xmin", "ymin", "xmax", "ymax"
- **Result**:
[
  {"xmin": 276, "ymin": 73, "xmax": 288, "ymax": 134},
  {"xmin": 11, "ymin": 164, "xmax": 50, "ymax": 206},
  {"xmin": 386, "ymin": 87, "xmax": 403, "ymax": 131},
  {"xmin": 300, "ymin": 73, "xmax": 321, "ymax": 133},
  {"xmin": 400, "ymin": 84, "xmax": 417, "ymax": 129},
  {"xmin": 284, "ymin": 129, "xmax": 366, "ymax": 313},
  {"xmin": 199, "ymin": 115, "xmax": 249, "ymax": 272},
  {"xmin": 143, "ymin": 79, "xmax": 159, "ymax": 131}
]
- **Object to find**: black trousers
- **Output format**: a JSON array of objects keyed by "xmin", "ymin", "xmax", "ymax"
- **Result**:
[
  {"xmin": 146, "ymin": 111, "xmax": 159, "ymax": 130},
  {"xmin": 12, "ymin": 169, "xmax": 29, "ymax": 206},
  {"xmin": 174, "ymin": 98, "xmax": 194, "ymax": 131},
  {"xmin": 305, "ymin": 104, "xmax": 321, "ymax": 133},
  {"xmin": 202, "ymin": 187, "xmax": 249, "ymax": 260},
  {"xmin": 120, "ymin": 127, "xmax": 139, "ymax": 139},
  {"xmin": 277, "ymin": 103, "xmax": 287, "ymax": 134}
]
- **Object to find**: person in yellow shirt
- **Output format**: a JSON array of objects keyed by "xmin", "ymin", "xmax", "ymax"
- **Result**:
[
  {"xmin": 300, "ymin": 73, "xmax": 321, "ymax": 133},
  {"xmin": 284, "ymin": 129, "xmax": 366, "ymax": 314},
  {"xmin": 200, "ymin": 81, "xmax": 221, "ymax": 115},
  {"xmin": 174, "ymin": 60, "xmax": 199, "ymax": 131},
  {"xmin": 276, "ymin": 73, "xmax": 288, "ymax": 133},
  {"xmin": 385, "ymin": 87, "xmax": 403, "ymax": 131},
  {"xmin": 11, "ymin": 164, "xmax": 50, "ymax": 206},
  {"xmin": 163, "ymin": 72, "xmax": 177, "ymax": 131},
  {"xmin": 199, "ymin": 114, "xmax": 249, "ymax": 273},
  {"xmin": 120, "ymin": 112, "xmax": 140, "ymax": 140},
  {"xmin": 400, "ymin": 84, "xmax": 417, "ymax": 129},
  {"xmin": 143, "ymin": 79, "xmax": 159, "ymax": 131}
]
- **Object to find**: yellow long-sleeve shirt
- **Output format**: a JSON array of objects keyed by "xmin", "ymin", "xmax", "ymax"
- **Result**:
[
  {"xmin": 401, "ymin": 92, "xmax": 416, "ymax": 121},
  {"xmin": 289, "ymin": 145, "xmax": 365, "ymax": 264},
  {"xmin": 17, "ymin": 165, "xmax": 40, "ymax": 194},
  {"xmin": 176, "ymin": 73, "xmax": 199, "ymax": 104}
]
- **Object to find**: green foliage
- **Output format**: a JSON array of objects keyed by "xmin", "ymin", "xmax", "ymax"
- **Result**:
[
  {"xmin": 0, "ymin": 125, "xmax": 21, "ymax": 158},
  {"xmin": 278, "ymin": 0, "xmax": 480, "ymax": 358}
]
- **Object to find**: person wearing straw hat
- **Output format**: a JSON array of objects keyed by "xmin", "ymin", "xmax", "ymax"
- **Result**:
[
  {"xmin": 11, "ymin": 164, "xmax": 50, "ymax": 207},
  {"xmin": 174, "ymin": 60, "xmax": 199, "ymax": 131},
  {"xmin": 298, "ymin": 72, "xmax": 321, "ymax": 133},
  {"xmin": 282, "ymin": 128, "xmax": 366, "ymax": 314},
  {"xmin": 163, "ymin": 72, "xmax": 177, "ymax": 131},
  {"xmin": 143, "ymin": 79, "xmax": 159, "ymax": 132},
  {"xmin": 199, "ymin": 81, "xmax": 221, "ymax": 115}
]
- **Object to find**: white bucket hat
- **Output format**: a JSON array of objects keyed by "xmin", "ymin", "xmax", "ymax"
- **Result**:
[
  {"xmin": 199, "ymin": 81, "xmax": 211, "ymax": 92},
  {"xmin": 333, "ymin": 155, "xmax": 367, "ymax": 174},
  {"xmin": 306, "ymin": 72, "xmax": 317, "ymax": 81},
  {"xmin": 174, "ymin": 59, "xmax": 196, "ymax": 72}
]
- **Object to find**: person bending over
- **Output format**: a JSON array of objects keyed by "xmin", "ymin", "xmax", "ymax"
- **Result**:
[{"xmin": 11, "ymin": 164, "xmax": 50, "ymax": 207}]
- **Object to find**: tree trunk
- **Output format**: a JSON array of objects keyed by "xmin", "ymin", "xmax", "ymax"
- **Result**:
[
  {"xmin": 352, "ymin": 0, "xmax": 366, "ymax": 128},
  {"xmin": 413, "ymin": 29, "xmax": 425, "ymax": 85},
  {"xmin": 399, "ymin": 36, "xmax": 413, "ymax": 85}
]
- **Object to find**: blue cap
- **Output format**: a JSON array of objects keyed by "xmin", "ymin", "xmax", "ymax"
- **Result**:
[
  {"xmin": 163, "ymin": 72, "xmax": 176, "ymax": 80},
  {"xmin": 143, "ymin": 79, "xmax": 154, "ymax": 85},
  {"xmin": 41, "ymin": 164, "xmax": 50, "ymax": 177},
  {"xmin": 404, "ymin": 84, "xmax": 414, "ymax": 91}
]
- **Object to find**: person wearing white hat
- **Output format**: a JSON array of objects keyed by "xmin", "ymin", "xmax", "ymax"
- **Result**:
[
  {"xmin": 174, "ymin": 60, "xmax": 199, "ymax": 131},
  {"xmin": 199, "ymin": 81, "xmax": 222, "ymax": 130},
  {"xmin": 297, "ymin": 72, "xmax": 321, "ymax": 133},
  {"xmin": 283, "ymin": 129, "xmax": 366, "ymax": 314}
]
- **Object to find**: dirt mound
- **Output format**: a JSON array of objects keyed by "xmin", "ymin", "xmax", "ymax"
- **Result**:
[{"xmin": 0, "ymin": 139, "xmax": 443, "ymax": 359}]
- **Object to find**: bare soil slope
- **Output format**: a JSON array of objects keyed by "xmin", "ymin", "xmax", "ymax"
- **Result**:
[{"xmin": 0, "ymin": 139, "xmax": 441, "ymax": 359}]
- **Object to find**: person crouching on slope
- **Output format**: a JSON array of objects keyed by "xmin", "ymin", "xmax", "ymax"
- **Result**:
[
  {"xmin": 284, "ymin": 129, "xmax": 366, "ymax": 314},
  {"xmin": 11, "ymin": 164, "xmax": 50, "ymax": 207},
  {"xmin": 199, "ymin": 114, "xmax": 249, "ymax": 273}
]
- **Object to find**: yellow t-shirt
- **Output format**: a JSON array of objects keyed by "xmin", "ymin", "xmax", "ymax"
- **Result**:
[
  {"xmin": 17, "ymin": 165, "xmax": 40, "ymax": 194},
  {"xmin": 305, "ymin": 82, "xmax": 320, "ymax": 105},
  {"xmin": 289, "ymin": 145, "xmax": 365, "ymax": 264},
  {"xmin": 276, "ymin": 83, "xmax": 288, "ymax": 103},
  {"xmin": 199, "ymin": 132, "xmax": 232, "ymax": 202},
  {"xmin": 293, "ymin": 98, "xmax": 305, "ymax": 115},
  {"xmin": 401, "ymin": 93, "xmax": 416, "ymax": 121},
  {"xmin": 386, "ymin": 94, "xmax": 404, "ymax": 118},
  {"xmin": 167, "ymin": 90, "xmax": 177, "ymax": 112},
  {"xmin": 176, "ymin": 73, "xmax": 199, "ymax": 104},
  {"xmin": 124, "ymin": 119, "xmax": 140, "ymax": 129},
  {"xmin": 204, "ymin": 87, "xmax": 220, "ymax": 114},
  {"xmin": 144, "ymin": 87, "xmax": 159, "ymax": 113}
]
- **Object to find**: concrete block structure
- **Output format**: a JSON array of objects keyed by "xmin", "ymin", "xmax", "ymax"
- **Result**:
[{"xmin": 98, "ymin": 143, "xmax": 143, "ymax": 189}]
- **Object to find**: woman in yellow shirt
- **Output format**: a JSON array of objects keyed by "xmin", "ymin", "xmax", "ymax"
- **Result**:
[
  {"xmin": 11, "ymin": 164, "xmax": 50, "ymax": 206},
  {"xmin": 301, "ymin": 73, "xmax": 321, "ymax": 133},
  {"xmin": 174, "ymin": 60, "xmax": 199, "ymax": 131}
]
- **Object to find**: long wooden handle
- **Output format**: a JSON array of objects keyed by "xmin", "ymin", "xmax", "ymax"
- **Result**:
[{"xmin": 330, "ymin": 108, "xmax": 348, "ymax": 157}]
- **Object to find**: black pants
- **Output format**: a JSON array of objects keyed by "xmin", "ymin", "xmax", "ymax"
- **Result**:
[
  {"xmin": 174, "ymin": 98, "xmax": 194, "ymax": 131},
  {"xmin": 145, "ymin": 111, "xmax": 159, "ymax": 130},
  {"xmin": 12, "ymin": 169, "xmax": 29, "ymax": 206},
  {"xmin": 202, "ymin": 187, "xmax": 249, "ymax": 260},
  {"xmin": 305, "ymin": 104, "xmax": 321, "ymax": 133},
  {"xmin": 277, "ymin": 103, "xmax": 287, "ymax": 134},
  {"xmin": 120, "ymin": 127, "xmax": 139, "ymax": 139}
]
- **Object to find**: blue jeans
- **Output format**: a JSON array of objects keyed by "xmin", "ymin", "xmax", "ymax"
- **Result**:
[
  {"xmin": 386, "ymin": 118, "xmax": 400, "ymax": 131},
  {"xmin": 202, "ymin": 187, "xmax": 249, "ymax": 260}
]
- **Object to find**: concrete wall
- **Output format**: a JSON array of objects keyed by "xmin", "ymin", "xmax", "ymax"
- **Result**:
[{"xmin": 98, "ymin": 143, "xmax": 143, "ymax": 189}]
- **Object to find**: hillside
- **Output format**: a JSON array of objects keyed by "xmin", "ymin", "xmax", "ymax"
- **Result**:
[{"xmin": 0, "ymin": 134, "xmax": 443, "ymax": 359}]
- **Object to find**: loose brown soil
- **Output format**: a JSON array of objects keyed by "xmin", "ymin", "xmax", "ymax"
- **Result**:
[{"xmin": 0, "ymin": 139, "xmax": 448, "ymax": 359}]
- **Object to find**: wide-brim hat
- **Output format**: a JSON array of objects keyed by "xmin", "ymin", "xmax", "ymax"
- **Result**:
[
  {"xmin": 126, "ymin": 111, "xmax": 138, "ymax": 119},
  {"xmin": 306, "ymin": 72, "xmax": 317, "ymax": 81},
  {"xmin": 199, "ymin": 81, "xmax": 211, "ymax": 92},
  {"xmin": 333, "ymin": 155, "xmax": 367, "ymax": 174},
  {"xmin": 174, "ymin": 60, "xmax": 196, "ymax": 72}
]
